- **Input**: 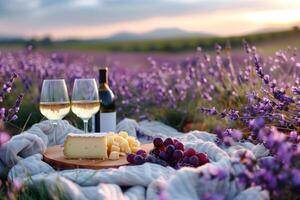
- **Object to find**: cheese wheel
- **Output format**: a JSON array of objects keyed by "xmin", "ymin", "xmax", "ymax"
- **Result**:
[{"xmin": 64, "ymin": 133, "xmax": 108, "ymax": 159}]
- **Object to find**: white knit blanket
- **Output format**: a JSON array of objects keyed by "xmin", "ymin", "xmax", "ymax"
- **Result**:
[{"xmin": 0, "ymin": 119, "xmax": 270, "ymax": 200}]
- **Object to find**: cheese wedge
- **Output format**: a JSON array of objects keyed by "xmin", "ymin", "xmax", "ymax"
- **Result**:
[
  {"xmin": 63, "ymin": 133, "xmax": 108, "ymax": 159},
  {"xmin": 107, "ymin": 135, "xmax": 114, "ymax": 148}
]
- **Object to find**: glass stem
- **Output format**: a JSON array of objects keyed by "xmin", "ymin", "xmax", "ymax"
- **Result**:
[
  {"xmin": 83, "ymin": 119, "xmax": 89, "ymax": 133},
  {"xmin": 53, "ymin": 121, "xmax": 58, "ymax": 145}
]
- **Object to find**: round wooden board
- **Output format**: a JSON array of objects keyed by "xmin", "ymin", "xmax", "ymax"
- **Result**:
[{"xmin": 43, "ymin": 143, "xmax": 153, "ymax": 170}]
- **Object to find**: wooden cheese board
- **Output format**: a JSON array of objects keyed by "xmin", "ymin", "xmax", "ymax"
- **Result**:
[{"xmin": 43, "ymin": 143, "xmax": 153, "ymax": 170}]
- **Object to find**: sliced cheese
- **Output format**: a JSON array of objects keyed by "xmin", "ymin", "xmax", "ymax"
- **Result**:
[
  {"xmin": 120, "ymin": 141, "xmax": 131, "ymax": 154},
  {"xmin": 114, "ymin": 135, "xmax": 127, "ymax": 145},
  {"xmin": 63, "ymin": 133, "xmax": 108, "ymax": 159},
  {"xmin": 132, "ymin": 140, "xmax": 140, "ymax": 148},
  {"xmin": 112, "ymin": 141, "xmax": 119, "ymax": 147},
  {"xmin": 118, "ymin": 131, "xmax": 128, "ymax": 139},
  {"xmin": 127, "ymin": 136, "xmax": 135, "ymax": 147},
  {"xmin": 109, "ymin": 151, "xmax": 120, "ymax": 160},
  {"xmin": 111, "ymin": 145, "xmax": 120, "ymax": 152}
]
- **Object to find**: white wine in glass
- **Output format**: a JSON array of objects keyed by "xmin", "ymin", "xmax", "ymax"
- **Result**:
[
  {"xmin": 71, "ymin": 79, "xmax": 100, "ymax": 133},
  {"xmin": 40, "ymin": 79, "xmax": 70, "ymax": 143},
  {"xmin": 40, "ymin": 102, "xmax": 70, "ymax": 120},
  {"xmin": 40, "ymin": 79, "xmax": 70, "ymax": 120}
]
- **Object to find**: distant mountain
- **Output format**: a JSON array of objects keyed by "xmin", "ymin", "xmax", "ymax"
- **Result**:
[
  {"xmin": 0, "ymin": 35, "xmax": 25, "ymax": 43},
  {"xmin": 0, "ymin": 35, "xmax": 22, "ymax": 41},
  {"xmin": 251, "ymin": 27, "xmax": 286, "ymax": 34},
  {"xmin": 104, "ymin": 28, "xmax": 214, "ymax": 41}
]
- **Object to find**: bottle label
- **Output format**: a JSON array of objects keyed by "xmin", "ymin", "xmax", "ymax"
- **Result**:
[
  {"xmin": 100, "ymin": 112, "xmax": 116, "ymax": 132},
  {"xmin": 91, "ymin": 115, "xmax": 95, "ymax": 132}
]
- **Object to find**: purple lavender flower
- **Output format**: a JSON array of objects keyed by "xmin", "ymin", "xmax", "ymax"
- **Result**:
[
  {"xmin": 12, "ymin": 179, "xmax": 23, "ymax": 191},
  {"xmin": 292, "ymin": 86, "xmax": 300, "ymax": 95},
  {"xmin": 291, "ymin": 169, "xmax": 300, "ymax": 189},
  {"xmin": 0, "ymin": 132, "xmax": 10, "ymax": 145},
  {"xmin": 289, "ymin": 131, "xmax": 298, "ymax": 142},
  {"xmin": 4, "ymin": 93, "xmax": 24, "ymax": 121},
  {"xmin": 0, "ymin": 73, "xmax": 18, "ymax": 102},
  {"xmin": 249, "ymin": 117, "xmax": 265, "ymax": 131},
  {"xmin": 227, "ymin": 109, "xmax": 239, "ymax": 121},
  {"xmin": 0, "ymin": 108, "xmax": 5, "ymax": 119},
  {"xmin": 200, "ymin": 107, "xmax": 217, "ymax": 115}
]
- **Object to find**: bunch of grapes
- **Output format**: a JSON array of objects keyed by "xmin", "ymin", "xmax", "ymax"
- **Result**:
[{"xmin": 126, "ymin": 137, "xmax": 209, "ymax": 169}]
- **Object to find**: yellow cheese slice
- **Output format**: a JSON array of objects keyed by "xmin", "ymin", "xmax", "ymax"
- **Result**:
[
  {"xmin": 109, "ymin": 151, "xmax": 120, "ymax": 160},
  {"xmin": 118, "ymin": 131, "xmax": 128, "ymax": 139}
]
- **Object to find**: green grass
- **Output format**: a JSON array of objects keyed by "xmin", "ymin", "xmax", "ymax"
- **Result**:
[
  {"xmin": 46, "ymin": 28, "xmax": 300, "ymax": 53},
  {"xmin": 0, "ymin": 181, "xmax": 70, "ymax": 200}
]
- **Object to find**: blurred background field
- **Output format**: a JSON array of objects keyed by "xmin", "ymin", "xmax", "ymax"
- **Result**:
[{"xmin": 1, "ymin": 27, "xmax": 300, "ymax": 53}]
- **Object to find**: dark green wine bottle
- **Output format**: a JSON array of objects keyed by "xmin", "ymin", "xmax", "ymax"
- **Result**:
[{"xmin": 94, "ymin": 67, "xmax": 116, "ymax": 132}]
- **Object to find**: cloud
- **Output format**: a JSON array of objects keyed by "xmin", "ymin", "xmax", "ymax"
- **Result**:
[
  {"xmin": 0, "ymin": 0, "xmax": 273, "ymax": 26},
  {"xmin": 0, "ymin": 0, "xmax": 299, "ymax": 38}
]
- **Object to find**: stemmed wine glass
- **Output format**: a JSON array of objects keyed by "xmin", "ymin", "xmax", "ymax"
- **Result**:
[
  {"xmin": 71, "ymin": 79, "xmax": 100, "ymax": 133},
  {"xmin": 40, "ymin": 79, "xmax": 70, "ymax": 143},
  {"xmin": 40, "ymin": 79, "xmax": 70, "ymax": 120}
]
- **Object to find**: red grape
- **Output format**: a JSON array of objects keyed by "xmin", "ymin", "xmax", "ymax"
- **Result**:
[
  {"xmin": 128, "ymin": 138, "xmax": 208, "ymax": 169},
  {"xmin": 173, "ymin": 139, "xmax": 180, "ymax": 144},
  {"xmin": 127, "ymin": 154, "xmax": 135, "ymax": 163},
  {"xmin": 182, "ymin": 156, "xmax": 190, "ymax": 164},
  {"xmin": 159, "ymin": 151, "xmax": 168, "ymax": 160},
  {"xmin": 163, "ymin": 138, "xmax": 174, "ymax": 146},
  {"xmin": 175, "ymin": 142, "xmax": 184, "ymax": 151},
  {"xmin": 158, "ymin": 146, "xmax": 166, "ymax": 151},
  {"xmin": 189, "ymin": 155, "xmax": 200, "ymax": 167},
  {"xmin": 173, "ymin": 150, "xmax": 184, "ymax": 160},
  {"xmin": 197, "ymin": 153, "xmax": 209, "ymax": 164},
  {"xmin": 166, "ymin": 145, "xmax": 175, "ymax": 155},
  {"xmin": 134, "ymin": 155, "xmax": 145, "ymax": 165},
  {"xmin": 150, "ymin": 148, "xmax": 160, "ymax": 156},
  {"xmin": 136, "ymin": 149, "xmax": 147, "ymax": 157},
  {"xmin": 153, "ymin": 138, "xmax": 164, "ymax": 148},
  {"xmin": 184, "ymin": 148, "xmax": 196, "ymax": 157},
  {"xmin": 145, "ymin": 155, "xmax": 156, "ymax": 163}
]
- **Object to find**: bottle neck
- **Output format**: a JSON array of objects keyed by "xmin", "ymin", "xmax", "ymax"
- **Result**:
[{"xmin": 99, "ymin": 69, "xmax": 108, "ymax": 85}]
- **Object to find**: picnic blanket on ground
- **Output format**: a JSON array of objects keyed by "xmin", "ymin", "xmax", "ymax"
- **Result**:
[{"xmin": 0, "ymin": 119, "xmax": 270, "ymax": 200}]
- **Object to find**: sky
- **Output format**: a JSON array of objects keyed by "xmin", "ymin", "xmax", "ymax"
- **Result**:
[{"xmin": 0, "ymin": 0, "xmax": 300, "ymax": 39}]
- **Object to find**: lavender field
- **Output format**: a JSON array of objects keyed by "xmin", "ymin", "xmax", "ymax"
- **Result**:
[
  {"xmin": 1, "ymin": 41, "xmax": 300, "ymax": 199},
  {"xmin": 1, "ymin": 43, "xmax": 300, "ymax": 133},
  {"xmin": 2, "ymin": 0, "xmax": 300, "ymax": 199}
]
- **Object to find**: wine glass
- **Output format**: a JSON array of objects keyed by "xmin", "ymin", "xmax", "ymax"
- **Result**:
[
  {"xmin": 40, "ymin": 79, "xmax": 70, "ymax": 143},
  {"xmin": 71, "ymin": 79, "xmax": 100, "ymax": 133},
  {"xmin": 40, "ymin": 79, "xmax": 70, "ymax": 120}
]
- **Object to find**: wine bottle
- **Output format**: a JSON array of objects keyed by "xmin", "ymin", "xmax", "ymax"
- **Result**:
[{"xmin": 94, "ymin": 67, "xmax": 116, "ymax": 132}]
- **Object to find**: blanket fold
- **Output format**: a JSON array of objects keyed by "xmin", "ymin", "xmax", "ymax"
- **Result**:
[{"xmin": 0, "ymin": 119, "xmax": 270, "ymax": 200}]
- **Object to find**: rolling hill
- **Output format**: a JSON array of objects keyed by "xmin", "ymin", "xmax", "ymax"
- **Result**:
[{"xmin": 104, "ymin": 28, "xmax": 214, "ymax": 41}]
